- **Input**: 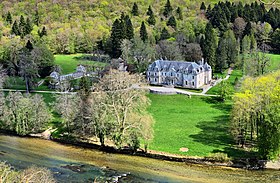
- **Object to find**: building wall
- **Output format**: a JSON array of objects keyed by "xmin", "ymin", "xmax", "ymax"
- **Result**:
[{"xmin": 146, "ymin": 68, "xmax": 211, "ymax": 89}]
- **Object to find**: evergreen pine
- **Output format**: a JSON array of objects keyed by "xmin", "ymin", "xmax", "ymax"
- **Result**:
[
  {"xmin": 147, "ymin": 11, "xmax": 156, "ymax": 25},
  {"xmin": 163, "ymin": 0, "xmax": 173, "ymax": 18},
  {"xmin": 25, "ymin": 17, "xmax": 32, "ymax": 35},
  {"xmin": 11, "ymin": 20, "xmax": 20, "ymax": 36},
  {"xmin": 131, "ymin": 2, "xmax": 139, "ymax": 16},
  {"xmin": 216, "ymin": 38, "xmax": 227, "ymax": 73},
  {"xmin": 140, "ymin": 21, "xmax": 148, "ymax": 42},
  {"xmin": 34, "ymin": 10, "xmax": 40, "ymax": 26},
  {"xmin": 160, "ymin": 27, "xmax": 170, "ymax": 40},
  {"xmin": 6, "ymin": 11, "xmax": 12, "ymax": 25},
  {"xmin": 176, "ymin": 7, "xmax": 183, "ymax": 20},
  {"xmin": 243, "ymin": 21, "xmax": 253, "ymax": 37},
  {"xmin": 167, "ymin": 16, "xmax": 176, "ymax": 29},
  {"xmin": 26, "ymin": 40, "xmax": 33, "ymax": 51},
  {"xmin": 110, "ymin": 19, "xmax": 125, "ymax": 58},
  {"xmin": 124, "ymin": 15, "xmax": 134, "ymax": 40},
  {"xmin": 200, "ymin": 2, "xmax": 206, "ymax": 11},
  {"xmin": 202, "ymin": 22, "xmax": 218, "ymax": 71},
  {"xmin": 147, "ymin": 5, "xmax": 153, "ymax": 16},
  {"xmin": 19, "ymin": 15, "xmax": 26, "ymax": 38},
  {"xmin": 39, "ymin": 26, "xmax": 47, "ymax": 38}
]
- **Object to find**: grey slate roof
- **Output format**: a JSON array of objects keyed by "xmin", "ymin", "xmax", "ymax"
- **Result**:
[{"xmin": 148, "ymin": 60, "xmax": 211, "ymax": 73}]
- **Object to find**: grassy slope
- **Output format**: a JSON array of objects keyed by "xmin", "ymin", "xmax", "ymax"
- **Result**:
[
  {"xmin": 207, "ymin": 69, "xmax": 243, "ymax": 95},
  {"xmin": 267, "ymin": 53, "xmax": 280, "ymax": 72},
  {"xmin": 148, "ymin": 94, "xmax": 235, "ymax": 157},
  {"xmin": 54, "ymin": 54, "xmax": 107, "ymax": 74}
]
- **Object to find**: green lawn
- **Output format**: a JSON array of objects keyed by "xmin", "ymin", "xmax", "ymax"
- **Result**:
[
  {"xmin": 148, "ymin": 94, "xmax": 237, "ymax": 157},
  {"xmin": 207, "ymin": 70, "xmax": 243, "ymax": 95},
  {"xmin": 267, "ymin": 53, "xmax": 280, "ymax": 72},
  {"xmin": 54, "ymin": 54, "xmax": 107, "ymax": 74}
]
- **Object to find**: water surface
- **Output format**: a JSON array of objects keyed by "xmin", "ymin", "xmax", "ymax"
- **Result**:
[{"xmin": 0, "ymin": 134, "xmax": 280, "ymax": 182}]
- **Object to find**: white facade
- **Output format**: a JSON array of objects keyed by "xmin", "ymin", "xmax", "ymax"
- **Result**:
[{"xmin": 147, "ymin": 60, "xmax": 212, "ymax": 89}]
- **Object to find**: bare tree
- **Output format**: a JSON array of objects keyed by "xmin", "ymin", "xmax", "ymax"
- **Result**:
[
  {"xmin": 55, "ymin": 93, "xmax": 79, "ymax": 136},
  {"xmin": 156, "ymin": 40, "xmax": 183, "ymax": 61},
  {"xmin": 95, "ymin": 69, "xmax": 154, "ymax": 149}
]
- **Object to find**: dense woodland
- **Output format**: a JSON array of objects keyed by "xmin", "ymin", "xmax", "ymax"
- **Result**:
[{"xmin": 0, "ymin": 0, "xmax": 279, "ymax": 77}]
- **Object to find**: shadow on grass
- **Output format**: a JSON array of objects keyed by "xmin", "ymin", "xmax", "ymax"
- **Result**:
[{"xmin": 190, "ymin": 97, "xmax": 255, "ymax": 159}]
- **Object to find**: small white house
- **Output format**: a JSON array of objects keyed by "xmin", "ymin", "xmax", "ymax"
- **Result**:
[{"xmin": 146, "ymin": 60, "xmax": 212, "ymax": 89}]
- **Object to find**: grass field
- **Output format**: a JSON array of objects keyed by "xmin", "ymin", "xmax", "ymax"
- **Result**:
[
  {"xmin": 148, "ymin": 94, "xmax": 236, "ymax": 157},
  {"xmin": 54, "ymin": 54, "xmax": 107, "ymax": 74},
  {"xmin": 267, "ymin": 53, "xmax": 280, "ymax": 72},
  {"xmin": 207, "ymin": 70, "xmax": 243, "ymax": 95}
]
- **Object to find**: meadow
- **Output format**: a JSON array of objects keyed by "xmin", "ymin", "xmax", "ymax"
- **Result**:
[
  {"xmin": 54, "ymin": 54, "xmax": 107, "ymax": 74},
  {"xmin": 147, "ymin": 94, "xmax": 246, "ymax": 157}
]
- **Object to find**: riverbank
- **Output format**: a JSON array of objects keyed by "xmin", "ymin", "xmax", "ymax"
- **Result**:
[{"xmin": 1, "ymin": 130, "xmax": 276, "ymax": 171}]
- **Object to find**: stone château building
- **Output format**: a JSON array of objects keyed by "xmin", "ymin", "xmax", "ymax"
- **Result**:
[{"xmin": 146, "ymin": 60, "xmax": 212, "ymax": 89}]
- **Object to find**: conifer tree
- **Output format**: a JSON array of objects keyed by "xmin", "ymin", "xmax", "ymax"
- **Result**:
[
  {"xmin": 124, "ymin": 15, "xmax": 134, "ymax": 40},
  {"xmin": 147, "ymin": 5, "xmax": 153, "ymax": 16},
  {"xmin": 176, "ymin": 7, "xmax": 183, "ymax": 20},
  {"xmin": 140, "ymin": 21, "xmax": 148, "ymax": 42},
  {"xmin": 131, "ymin": 2, "xmax": 139, "ymax": 16},
  {"xmin": 243, "ymin": 21, "xmax": 253, "ymax": 37},
  {"xmin": 34, "ymin": 10, "xmax": 40, "ymax": 26},
  {"xmin": 216, "ymin": 38, "xmax": 227, "ymax": 72},
  {"xmin": 167, "ymin": 16, "xmax": 176, "ymax": 29},
  {"xmin": 11, "ymin": 20, "xmax": 20, "ymax": 36},
  {"xmin": 25, "ymin": 17, "xmax": 32, "ymax": 35},
  {"xmin": 39, "ymin": 26, "xmax": 47, "ymax": 38},
  {"xmin": 26, "ymin": 40, "xmax": 33, "ymax": 51},
  {"xmin": 147, "ymin": 11, "xmax": 156, "ymax": 25},
  {"xmin": 19, "ymin": 15, "xmax": 26, "ymax": 38},
  {"xmin": 6, "ymin": 11, "xmax": 12, "ymax": 25},
  {"xmin": 163, "ymin": 0, "xmax": 173, "ymax": 18},
  {"xmin": 110, "ymin": 19, "xmax": 125, "ymax": 58},
  {"xmin": 200, "ymin": 2, "xmax": 206, "ymax": 11},
  {"xmin": 160, "ymin": 27, "xmax": 170, "ymax": 40},
  {"xmin": 202, "ymin": 23, "xmax": 218, "ymax": 71}
]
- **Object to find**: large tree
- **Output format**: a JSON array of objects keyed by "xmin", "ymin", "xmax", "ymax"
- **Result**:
[
  {"xmin": 3, "ymin": 92, "xmax": 51, "ymax": 135},
  {"xmin": 95, "ymin": 69, "xmax": 154, "ymax": 150},
  {"xmin": 202, "ymin": 23, "xmax": 218, "ymax": 71},
  {"xmin": 231, "ymin": 71, "xmax": 280, "ymax": 160},
  {"xmin": 140, "ymin": 21, "xmax": 148, "ymax": 42}
]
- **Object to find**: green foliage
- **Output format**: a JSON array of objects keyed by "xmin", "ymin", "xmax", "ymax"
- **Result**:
[
  {"xmin": 147, "ymin": 7, "xmax": 156, "ymax": 25},
  {"xmin": 205, "ymin": 152, "xmax": 231, "ymax": 162},
  {"xmin": 6, "ymin": 11, "xmax": 12, "ymax": 25},
  {"xmin": 231, "ymin": 71, "xmax": 280, "ymax": 160},
  {"xmin": 131, "ymin": 2, "xmax": 139, "ymax": 16},
  {"xmin": 202, "ymin": 22, "xmax": 218, "ymax": 71},
  {"xmin": 176, "ymin": 7, "xmax": 183, "ymax": 20},
  {"xmin": 19, "ymin": 15, "xmax": 26, "ymax": 38},
  {"xmin": 140, "ymin": 22, "xmax": 148, "ymax": 42},
  {"xmin": 2, "ymin": 92, "xmax": 52, "ymax": 135},
  {"xmin": 163, "ymin": 0, "xmax": 173, "ymax": 18},
  {"xmin": 200, "ymin": 2, "xmax": 206, "ymax": 10},
  {"xmin": 167, "ymin": 16, "xmax": 177, "ymax": 29},
  {"xmin": 11, "ymin": 20, "xmax": 20, "ymax": 36},
  {"xmin": 25, "ymin": 17, "xmax": 32, "ymax": 35},
  {"xmin": 160, "ymin": 27, "xmax": 170, "ymax": 40}
]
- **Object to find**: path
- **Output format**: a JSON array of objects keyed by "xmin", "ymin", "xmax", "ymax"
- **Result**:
[
  {"xmin": 201, "ymin": 68, "xmax": 233, "ymax": 94},
  {"xmin": 0, "ymin": 88, "xmax": 76, "ymax": 94}
]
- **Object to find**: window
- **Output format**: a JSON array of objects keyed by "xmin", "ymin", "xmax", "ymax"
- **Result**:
[
  {"xmin": 192, "ymin": 76, "xmax": 195, "ymax": 80},
  {"xmin": 165, "ymin": 73, "xmax": 166, "ymax": 76},
  {"xmin": 148, "ymin": 72, "xmax": 150, "ymax": 75},
  {"xmin": 148, "ymin": 78, "xmax": 150, "ymax": 81},
  {"xmin": 155, "ymin": 78, "xmax": 157, "ymax": 82},
  {"xmin": 192, "ymin": 82, "xmax": 194, "ymax": 86},
  {"xmin": 155, "ymin": 73, "xmax": 157, "ymax": 76},
  {"xmin": 185, "ymin": 81, "xmax": 188, "ymax": 85}
]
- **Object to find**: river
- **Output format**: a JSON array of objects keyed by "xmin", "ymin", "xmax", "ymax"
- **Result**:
[{"xmin": 0, "ymin": 134, "xmax": 280, "ymax": 183}]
